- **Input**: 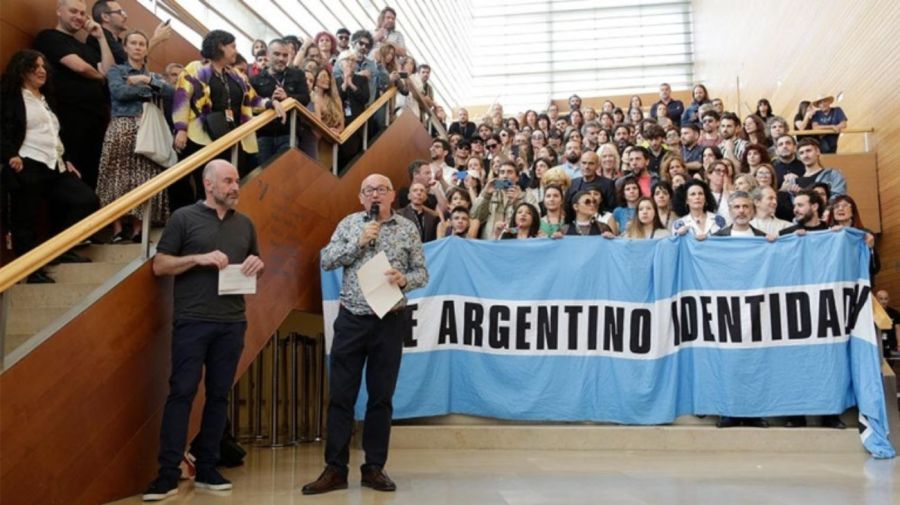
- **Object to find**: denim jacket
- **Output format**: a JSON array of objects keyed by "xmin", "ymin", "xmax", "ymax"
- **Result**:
[{"xmin": 107, "ymin": 63, "xmax": 173, "ymax": 118}]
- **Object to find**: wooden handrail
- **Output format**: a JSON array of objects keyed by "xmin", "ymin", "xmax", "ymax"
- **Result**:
[
  {"xmin": 786, "ymin": 127, "xmax": 874, "ymax": 136},
  {"xmin": 338, "ymin": 87, "xmax": 398, "ymax": 144},
  {"xmin": 0, "ymin": 90, "xmax": 399, "ymax": 292},
  {"xmin": 408, "ymin": 83, "xmax": 448, "ymax": 138}
]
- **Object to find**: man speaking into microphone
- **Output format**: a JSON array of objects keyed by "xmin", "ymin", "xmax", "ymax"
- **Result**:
[{"xmin": 303, "ymin": 174, "xmax": 428, "ymax": 495}]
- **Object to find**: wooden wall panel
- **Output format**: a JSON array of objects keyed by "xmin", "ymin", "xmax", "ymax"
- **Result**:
[
  {"xmin": 0, "ymin": 114, "xmax": 433, "ymax": 505},
  {"xmin": 691, "ymin": 0, "xmax": 900, "ymax": 293},
  {"xmin": 0, "ymin": 0, "xmax": 198, "ymax": 72}
]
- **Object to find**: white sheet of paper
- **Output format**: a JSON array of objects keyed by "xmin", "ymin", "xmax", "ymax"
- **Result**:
[
  {"xmin": 218, "ymin": 265, "xmax": 257, "ymax": 295},
  {"xmin": 357, "ymin": 251, "xmax": 403, "ymax": 318}
]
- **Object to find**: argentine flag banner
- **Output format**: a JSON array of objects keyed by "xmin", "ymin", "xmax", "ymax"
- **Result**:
[{"xmin": 321, "ymin": 229, "xmax": 895, "ymax": 458}]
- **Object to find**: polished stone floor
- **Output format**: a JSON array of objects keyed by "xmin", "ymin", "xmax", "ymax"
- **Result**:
[{"xmin": 109, "ymin": 443, "xmax": 898, "ymax": 504}]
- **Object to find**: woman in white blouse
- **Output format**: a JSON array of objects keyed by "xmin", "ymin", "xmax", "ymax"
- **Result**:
[
  {"xmin": 1, "ymin": 50, "xmax": 99, "ymax": 283},
  {"xmin": 673, "ymin": 180, "xmax": 726, "ymax": 239}
]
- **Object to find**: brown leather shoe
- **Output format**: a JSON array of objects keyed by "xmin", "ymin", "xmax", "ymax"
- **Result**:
[
  {"xmin": 301, "ymin": 467, "xmax": 348, "ymax": 495},
  {"xmin": 360, "ymin": 465, "xmax": 396, "ymax": 492}
]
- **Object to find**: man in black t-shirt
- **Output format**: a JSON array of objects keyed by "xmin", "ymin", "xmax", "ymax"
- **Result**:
[
  {"xmin": 33, "ymin": 0, "xmax": 114, "ymax": 189},
  {"xmin": 779, "ymin": 190, "xmax": 829, "ymax": 236},
  {"xmin": 89, "ymin": 1, "xmax": 173, "ymax": 65},
  {"xmin": 772, "ymin": 134, "xmax": 805, "ymax": 190},
  {"xmin": 143, "ymin": 160, "xmax": 264, "ymax": 501}
]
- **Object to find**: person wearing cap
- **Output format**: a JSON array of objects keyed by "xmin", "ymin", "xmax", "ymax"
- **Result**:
[
  {"xmin": 810, "ymin": 95, "xmax": 847, "ymax": 154},
  {"xmin": 335, "ymin": 28, "xmax": 351, "ymax": 52}
]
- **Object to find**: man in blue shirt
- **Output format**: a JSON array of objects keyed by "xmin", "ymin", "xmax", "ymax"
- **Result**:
[{"xmin": 810, "ymin": 95, "xmax": 847, "ymax": 154}]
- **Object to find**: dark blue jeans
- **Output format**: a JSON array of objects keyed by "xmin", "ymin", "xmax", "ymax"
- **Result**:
[
  {"xmin": 324, "ymin": 307, "xmax": 409, "ymax": 474},
  {"xmin": 257, "ymin": 134, "xmax": 292, "ymax": 166},
  {"xmin": 157, "ymin": 320, "xmax": 246, "ymax": 478}
]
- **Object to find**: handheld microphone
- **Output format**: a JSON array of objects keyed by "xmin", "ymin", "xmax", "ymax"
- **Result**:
[{"xmin": 367, "ymin": 203, "xmax": 380, "ymax": 248}]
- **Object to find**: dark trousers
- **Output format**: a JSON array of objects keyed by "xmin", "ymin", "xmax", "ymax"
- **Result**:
[
  {"xmin": 157, "ymin": 320, "xmax": 246, "ymax": 479},
  {"xmin": 325, "ymin": 307, "xmax": 408, "ymax": 474},
  {"xmin": 257, "ymin": 134, "xmax": 292, "ymax": 166},
  {"xmin": 57, "ymin": 107, "xmax": 109, "ymax": 190},
  {"xmin": 3, "ymin": 158, "xmax": 99, "ymax": 256}
]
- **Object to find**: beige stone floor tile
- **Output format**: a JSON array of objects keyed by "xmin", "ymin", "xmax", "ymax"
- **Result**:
[{"xmin": 107, "ymin": 444, "xmax": 899, "ymax": 505}]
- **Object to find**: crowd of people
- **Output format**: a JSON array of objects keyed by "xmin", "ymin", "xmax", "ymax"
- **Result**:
[
  {"xmin": 0, "ymin": 2, "xmax": 887, "ymax": 336},
  {"xmin": 398, "ymin": 84, "xmax": 866, "ymax": 255},
  {"xmin": 1, "ymin": 0, "xmax": 432, "ymax": 283}
]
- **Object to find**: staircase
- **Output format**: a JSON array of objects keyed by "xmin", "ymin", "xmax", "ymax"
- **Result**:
[{"xmin": 3, "ymin": 241, "xmax": 152, "ymax": 357}]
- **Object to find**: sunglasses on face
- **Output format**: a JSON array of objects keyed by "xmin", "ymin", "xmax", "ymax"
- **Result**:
[{"xmin": 487, "ymin": 143, "xmax": 499, "ymax": 148}]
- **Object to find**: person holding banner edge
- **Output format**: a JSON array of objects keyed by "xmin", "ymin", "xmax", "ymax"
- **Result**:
[{"xmin": 304, "ymin": 174, "xmax": 428, "ymax": 495}]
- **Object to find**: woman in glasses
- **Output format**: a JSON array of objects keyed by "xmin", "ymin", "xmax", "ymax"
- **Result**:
[
  {"xmin": 827, "ymin": 195, "xmax": 878, "ymax": 275},
  {"xmin": 564, "ymin": 191, "xmax": 614, "ymax": 237}
]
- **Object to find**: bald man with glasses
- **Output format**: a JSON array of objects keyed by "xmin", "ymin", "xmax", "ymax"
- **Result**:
[{"xmin": 304, "ymin": 174, "xmax": 428, "ymax": 495}]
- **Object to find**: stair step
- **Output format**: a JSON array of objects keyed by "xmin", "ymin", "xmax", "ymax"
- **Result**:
[
  {"xmin": 6, "ymin": 283, "xmax": 102, "ymax": 309},
  {"xmin": 389, "ymin": 424, "xmax": 862, "ymax": 453},
  {"xmin": 77, "ymin": 243, "xmax": 144, "ymax": 263},
  {"xmin": 5, "ymin": 307, "xmax": 69, "ymax": 336},
  {"xmin": 43, "ymin": 262, "xmax": 131, "ymax": 283},
  {"xmin": 4, "ymin": 334, "xmax": 33, "ymax": 356}
]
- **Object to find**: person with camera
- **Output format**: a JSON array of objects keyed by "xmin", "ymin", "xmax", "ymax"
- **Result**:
[
  {"xmin": 472, "ymin": 158, "xmax": 539, "ymax": 240},
  {"xmin": 303, "ymin": 174, "xmax": 428, "ymax": 495}
]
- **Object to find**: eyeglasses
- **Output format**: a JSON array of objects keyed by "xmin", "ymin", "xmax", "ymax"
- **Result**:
[
  {"xmin": 702, "ymin": 118, "xmax": 715, "ymax": 123},
  {"xmin": 108, "ymin": 8, "xmax": 126, "ymax": 16},
  {"xmin": 832, "ymin": 203, "xmax": 853, "ymax": 210},
  {"xmin": 712, "ymin": 168, "xmax": 727, "ymax": 174},
  {"xmin": 361, "ymin": 186, "xmax": 392, "ymax": 196},
  {"xmin": 486, "ymin": 143, "xmax": 499, "ymax": 149}
]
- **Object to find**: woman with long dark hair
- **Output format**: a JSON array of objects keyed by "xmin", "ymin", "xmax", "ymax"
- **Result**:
[
  {"xmin": 673, "ymin": 179, "xmax": 726, "ymax": 237},
  {"xmin": 1, "ymin": 50, "xmax": 99, "ymax": 282},
  {"xmin": 624, "ymin": 197, "xmax": 670, "ymax": 239},
  {"xmin": 499, "ymin": 202, "xmax": 542, "ymax": 239},
  {"xmin": 97, "ymin": 30, "xmax": 173, "ymax": 243}
]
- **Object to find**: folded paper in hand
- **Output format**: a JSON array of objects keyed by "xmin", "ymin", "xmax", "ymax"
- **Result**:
[
  {"xmin": 218, "ymin": 265, "xmax": 256, "ymax": 295},
  {"xmin": 357, "ymin": 251, "xmax": 403, "ymax": 318}
]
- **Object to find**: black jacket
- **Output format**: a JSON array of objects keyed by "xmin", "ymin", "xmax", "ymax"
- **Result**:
[
  {"xmin": 449, "ymin": 121, "xmax": 477, "ymax": 139},
  {"xmin": 335, "ymin": 74, "xmax": 370, "ymax": 121},
  {"xmin": 397, "ymin": 205, "xmax": 439, "ymax": 243},
  {"xmin": 714, "ymin": 225, "xmax": 767, "ymax": 237},
  {"xmin": 1, "ymin": 88, "xmax": 63, "ymax": 166},
  {"xmin": 250, "ymin": 67, "xmax": 310, "ymax": 137}
]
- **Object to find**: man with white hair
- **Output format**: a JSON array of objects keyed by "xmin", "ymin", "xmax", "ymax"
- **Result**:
[
  {"xmin": 143, "ymin": 160, "xmax": 264, "ymax": 501},
  {"xmin": 304, "ymin": 173, "xmax": 428, "ymax": 495}
]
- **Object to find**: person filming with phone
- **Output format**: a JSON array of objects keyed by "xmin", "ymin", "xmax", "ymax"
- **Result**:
[
  {"xmin": 303, "ymin": 173, "xmax": 428, "ymax": 495},
  {"xmin": 472, "ymin": 158, "xmax": 539, "ymax": 240}
]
